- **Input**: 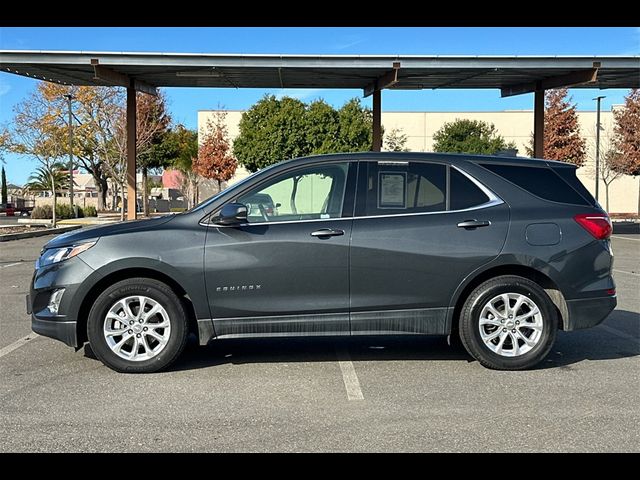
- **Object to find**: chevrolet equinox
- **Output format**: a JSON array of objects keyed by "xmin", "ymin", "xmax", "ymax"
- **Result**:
[{"xmin": 27, "ymin": 153, "xmax": 617, "ymax": 372}]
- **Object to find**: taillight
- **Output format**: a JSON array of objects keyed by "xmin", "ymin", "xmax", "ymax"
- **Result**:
[{"xmin": 574, "ymin": 213, "xmax": 612, "ymax": 240}]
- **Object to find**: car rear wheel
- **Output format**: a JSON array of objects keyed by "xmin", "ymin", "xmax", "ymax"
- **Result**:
[
  {"xmin": 87, "ymin": 278, "xmax": 188, "ymax": 373},
  {"xmin": 459, "ymin": 275, "xmax": 557, "ymax": 370}
]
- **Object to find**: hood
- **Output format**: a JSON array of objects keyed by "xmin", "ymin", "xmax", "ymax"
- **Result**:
[{"xmin": 44, "ymin": 215, "xmax": 176, "ymax": 249}]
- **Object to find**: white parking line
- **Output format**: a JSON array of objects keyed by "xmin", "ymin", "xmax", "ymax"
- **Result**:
[
  {"xmin": 0, "ymin": 334, "xmax": 39, "ymax": 359},
  {"xmin": 0, "ymin": 262, "xmax": 22, "ymax": 269},
  {"xmin": 613, "ymin": 269, "xmax": 640, "ymax": 277},
  {"xmin": 336, "ymin": 346, "xmax": 364, "ymax": 401},
  {"xmin": 599, "ymin": 324, "xmax": 639, "ymax": 343},
  {"xmin": 611, "ymin": 235, "xmax": 640, "ymax": 242}
]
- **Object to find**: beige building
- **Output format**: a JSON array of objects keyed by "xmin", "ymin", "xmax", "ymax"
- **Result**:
[{"xmin": 198, "ymin": 109, "xmax": 639, "ymax": 214}]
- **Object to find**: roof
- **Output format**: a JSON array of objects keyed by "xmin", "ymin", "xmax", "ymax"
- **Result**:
[
  {"xmin": 1, "ymin": 51, "xmax": 638, "ymax": 94},
  {"xmin": 236, "ymin": 151, "xmax": 568, "ymax": 169}
]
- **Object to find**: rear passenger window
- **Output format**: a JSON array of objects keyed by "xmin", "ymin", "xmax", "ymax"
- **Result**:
[
  {"xmin": 450, "ymin": 169, "xmax": 490, "ymax": 210},
  {"xmin": 360, "ymin": 162, "xmax": 447, "ymax": 216},
  {"xmin": 480, "ymin": 163, "xmax": 589, "ymax": 205},
  {"xmin": 357, "ymin": 162, "xmax": 493, "ymax": 217}
]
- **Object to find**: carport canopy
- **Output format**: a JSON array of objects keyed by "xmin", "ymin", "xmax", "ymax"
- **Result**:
[{"xmin": 2, "ymin": 50, "xmax": 639, "ymax": 219}]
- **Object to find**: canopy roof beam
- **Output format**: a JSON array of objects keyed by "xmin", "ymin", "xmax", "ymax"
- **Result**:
[
  {"xmin": 363, "ymin": 62, "xmax": 401, "ymax": 97},
  {"xmin": 91, "ymin": 59, "xmax": 158, "ymax": 96},
  {"xmin": 501, "ymin": 66, "xmax": 599, "ymax": 97}
]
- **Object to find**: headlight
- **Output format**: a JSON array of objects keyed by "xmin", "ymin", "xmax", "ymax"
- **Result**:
[{"xmin": 36, "ymin": 242, "xmax": 96, "ymax": 269}]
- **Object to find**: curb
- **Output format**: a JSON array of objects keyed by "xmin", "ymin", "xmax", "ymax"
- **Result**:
[{"xmin": 0, "ymin": 225, "xmax": 82, "ymax": 242}]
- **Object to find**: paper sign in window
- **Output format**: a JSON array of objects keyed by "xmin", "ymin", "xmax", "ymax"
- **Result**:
[{"xmin": 379, "ymin": 172, "xmax": 407, "ymax": 208}]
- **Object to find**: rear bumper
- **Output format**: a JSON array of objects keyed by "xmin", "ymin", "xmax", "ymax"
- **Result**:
[
  {"xmin": 32, "ymin": 315, "xmax": 78, "ymax": 347},
  {"xmin": 565, "ymin": 296, "xmax": 617, "ymax": 331}
]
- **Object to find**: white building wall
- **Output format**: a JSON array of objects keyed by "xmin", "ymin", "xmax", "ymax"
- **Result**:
[{"xmin": 199, "ymin": 109, "xmax": 639, "ymax": 214}]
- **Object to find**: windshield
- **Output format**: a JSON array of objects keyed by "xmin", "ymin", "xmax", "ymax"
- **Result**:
[{"xmin": 184, "ymin": 165, "xmax": 275, "ymax": 214}]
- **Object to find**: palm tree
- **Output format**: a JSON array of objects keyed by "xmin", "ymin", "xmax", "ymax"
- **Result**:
[
  {"xmin": 25, "ymin": 165, "xmax": 68, "ymax": 193},
  {"xmin": 25, "ymin": 163, "xmax": 69, "ymax": 226}
]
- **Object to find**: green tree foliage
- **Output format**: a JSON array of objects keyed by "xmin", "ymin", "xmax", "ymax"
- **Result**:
[
  {"xmin": 149, "ymin": 124, "xmax": 200, "ymax": 207},
  {"xmin": 433, "ymin": 119, "xmax": 516, "ymax": 155},
  {"xmin": 149, "ymin": 124, "xmax": 198, "ymax": 172},
  {"xmin": 25, "ymin": 164, "xmax": 69, "ymax": 193},
  {"xmin": 1, "ymin": 166, "xmax": 7, "ymax": 205},
  {"xmin": 234, "ymin": 96, "xmax": 373, "ymax": 172}
]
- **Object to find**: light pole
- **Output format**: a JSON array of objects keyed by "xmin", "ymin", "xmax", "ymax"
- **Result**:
[
  {"xmin": 593, "ymin": 95, "xmax": 606, "ymax": 202},
  {"xmin": 63, "ymin": 94, "xmax": 77, "ymax": 218}
]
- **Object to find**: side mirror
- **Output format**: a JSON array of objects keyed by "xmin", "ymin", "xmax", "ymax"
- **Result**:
[{"xmin": 214, "ymin": 203, "xmax": 248, "ymax": 226}]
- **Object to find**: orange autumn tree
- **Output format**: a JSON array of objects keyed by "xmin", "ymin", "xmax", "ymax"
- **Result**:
[
  {"xmin": 526, "ymin": 88, "xmax": 586, "ymax": 166},
  {"xmin": 193, "ymin": 110, "xmax": 237, "ymax": 192},
  {"xmin": 612, "ymin": 88, "xmax": 640, "ymax": 214}
]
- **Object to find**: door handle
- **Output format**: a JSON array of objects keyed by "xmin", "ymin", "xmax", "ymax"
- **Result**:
[
  {"xmin": 310, "ymin": 228, "xmax": 345, "ymax": 237},
  {"xmin": 457, "ymin": 219, "xmax": 491, "ymax": 229}
]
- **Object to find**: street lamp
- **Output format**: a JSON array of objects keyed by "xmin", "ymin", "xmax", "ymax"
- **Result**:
[
  {"xmin": 63, "ymin": 94, "xmax": 77, "ymax": 218},
  {"xmin": 593, "ymin": 95, "xmax": 606, "ymax": 202}
]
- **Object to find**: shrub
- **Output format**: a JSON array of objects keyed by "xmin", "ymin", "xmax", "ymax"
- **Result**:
[
  {"xmin": 84, "ymin": 205, "xmax": 97, "ymax": 217},
  {"xmin": 31, "ymin": 205, "xmax": 52, "ymax": 219},
  {"xmin": 56, "ymin": 204, "xmax": 73, "ymax": 219}
]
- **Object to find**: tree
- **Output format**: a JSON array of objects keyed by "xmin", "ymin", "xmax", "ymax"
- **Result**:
[
  {"xmin": 7, "ymin": 86, "xmax": 70, "ymax": 227},
  {"xmin": 433, "ymin": 119, "xmax": 516, "ymax": 154},
  {"xmin": 37, "ymin": 82, "xmax": 122, "ymax": 211},
  {"xmin": 304, "ymin": 99, "xmax": 340, "ymax": 154},
  {"xmin": 1, "ymin": 166, "xmax": 7, "ymax": 205},
  {"xmin": 149, "ymin": 124, "xmax": 200, "ymax": 208},
  {"xmin": 525, "ymin": 88, "xmax": 586, "ymax": 166},
  {"xmin": 333, "ymin": 98, "xmax": 374, "ymax": 153},
  {"xmin": 586, "ymin": 130, "xmax": 624, "ymax": 213},
  {"xmin": 194, "ymin": 111, "xmax": 237, "ymax": 192},
  {"xmin": 25, "ymin": 164, "xmax": 68, "ymax": 194},
  {"xmin": 132, "ymin": 91, "xmax": 171, "ymax": 216},
  {"xmin": 612, "ymin": 89, "xmax": 640, "ymax": 214},
  {"xmin": 599, "ymin": 149, "xmax": 626, "ymax": 213},
  {"xmin": 234, "ymin": 95, "xmax": 308, "ymax": 172},
  {"xmin": 383, "ymin": 127, "xmax": 409, "ymax": 152},
  {"xmin": 234, "ymin": 96, "xmax": 374, "ymax": 172},
  {"xmin": 0, "ymin": 130, "xmax": 8, "ymax": 163}
]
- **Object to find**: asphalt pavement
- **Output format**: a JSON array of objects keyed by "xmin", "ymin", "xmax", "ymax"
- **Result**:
[{"xmin": 0, "ymin": 234, "xmax": 638, "ymax": 452}]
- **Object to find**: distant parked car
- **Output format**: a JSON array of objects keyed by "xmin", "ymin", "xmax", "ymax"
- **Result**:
[
  {"xmin": 27, "ymin": 152, "xmax": 616, "ymax": 373},
  {"xmin": 1, "ymin": 201, "xmax": 34, "ymax": 216},
  {"xmin": 0, "ymin": 203, "xmax": 16, "ymax": 216}
]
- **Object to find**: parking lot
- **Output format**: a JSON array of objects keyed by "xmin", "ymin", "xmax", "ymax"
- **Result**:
[{"xmin": 0, "ymin": 234, "xmax": 638, "ymax": 452}]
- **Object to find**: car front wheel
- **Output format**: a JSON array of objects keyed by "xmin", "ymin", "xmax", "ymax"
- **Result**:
[
  {"xmin": 459, "ymin": 275, "xmax": 558, "ymax": 370},
  {"xmin": 87, "ymin": 278, "xmax": 188, "ymax": 373}
]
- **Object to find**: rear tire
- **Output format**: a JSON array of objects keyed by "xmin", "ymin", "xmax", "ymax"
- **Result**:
[
  {"xmin": 459, "ymin": 275, "xmax": 557, "ymax": 370},
  {"xmin": 87, "ymin": 278, "xmax": 188, "ymax": 373}
]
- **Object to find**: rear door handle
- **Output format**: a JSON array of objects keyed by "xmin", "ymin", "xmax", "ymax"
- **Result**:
[
  {"xmin": 310, "ymin": 228, "xmax": 345, "ymax": 237},
  {"xmin": 457, "ymin": 220, "xmax": 491, "ymax": 229}
]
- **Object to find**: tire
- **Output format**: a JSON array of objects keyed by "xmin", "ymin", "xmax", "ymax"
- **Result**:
[
  {"xmin": 459, "ymin": 275, "xmax": 557, "ymax": 370},
  {"xmin": 87, "ymin": 278, "xmax": 189, "ymax": 373}
]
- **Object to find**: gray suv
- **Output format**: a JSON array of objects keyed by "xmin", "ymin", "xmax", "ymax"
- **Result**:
[{"xmin": 27, "ymin": 153, "xmax": 616, "ymax": 373}]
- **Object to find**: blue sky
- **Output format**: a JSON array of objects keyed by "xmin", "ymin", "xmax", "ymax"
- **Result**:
[{"xmin": 1, "ymin": 27, "xmax": 638, "ymax": 184}]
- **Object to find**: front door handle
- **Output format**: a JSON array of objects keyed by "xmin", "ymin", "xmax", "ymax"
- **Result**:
[
  {"xmin": 457, "ymin": 219, "xmax": 491, "ymax": 229},
  {"xmin": 310, "ymin": 228, "xmax": 345, "ymax": 238}
]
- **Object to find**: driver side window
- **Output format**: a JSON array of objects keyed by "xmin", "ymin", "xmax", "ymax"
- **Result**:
[{"xmin": 237, "ymin": 163, "xmax": 350, "ymax": 223}]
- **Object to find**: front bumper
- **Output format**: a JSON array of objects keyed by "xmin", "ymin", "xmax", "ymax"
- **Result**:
[
  {"xmin": 565, "ymin": 295, "xmax": 617, "ymax": 330},
  {"xmin": 27, "ymin": 256, "xmax": 98, "ymax": 348},
  {"xmin": 31, "ymin": 315, "xmax": 78, "ymax": 347}
]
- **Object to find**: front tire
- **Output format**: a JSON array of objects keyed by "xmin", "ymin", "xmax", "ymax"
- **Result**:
[
  {"xmin": 459, "ymin": 275, "xmax": 557, "ymax": 370},
  {"xmin": 87, "ymin": 278, "xmax": 188, "ymax": 373}
]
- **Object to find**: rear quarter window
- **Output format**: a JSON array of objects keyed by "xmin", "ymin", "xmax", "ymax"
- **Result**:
[{"xmin": 480, "ymin": 163, "xmax": 590, "ymax": 206}]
